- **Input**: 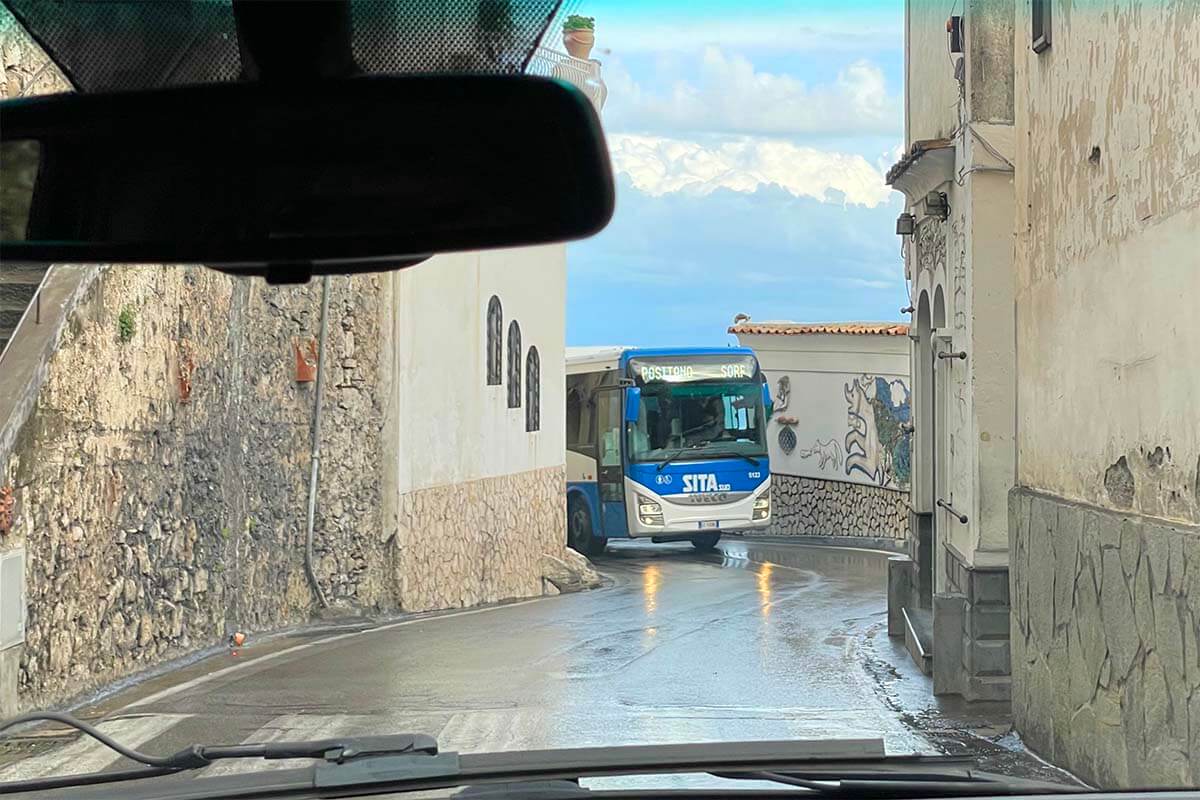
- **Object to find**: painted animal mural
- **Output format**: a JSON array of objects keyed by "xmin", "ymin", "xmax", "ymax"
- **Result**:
[{"xmin": 844, "ymin": 375, "xmax": 911, "ymax": 489}]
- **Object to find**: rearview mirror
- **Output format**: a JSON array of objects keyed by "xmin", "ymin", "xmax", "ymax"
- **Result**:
[
  {"xmin": 624, "ymin": 387, "xmax": 641, "ymax": 423},
  {"xmin": 762, "ymin": 382, "xmax": 773, "ymax": 420},
  {"xmin": 0, "ymin": 75, "xmax": 614, "ymax": 280}
]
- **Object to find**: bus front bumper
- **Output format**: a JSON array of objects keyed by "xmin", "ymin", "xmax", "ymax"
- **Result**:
[{"xmin": 624, "ymin": 478, "xmax": 771, "ymax": 538}]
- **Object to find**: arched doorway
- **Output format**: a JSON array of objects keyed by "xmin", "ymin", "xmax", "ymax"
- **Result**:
[{"xmin": 914, "ymin": 291, "xmax": 935, "ymax": 606}]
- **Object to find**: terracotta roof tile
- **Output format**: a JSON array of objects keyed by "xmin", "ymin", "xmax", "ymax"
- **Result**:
[{"xmin": 728, "ymin": 321, "xmax": 910, "ymax": 336}]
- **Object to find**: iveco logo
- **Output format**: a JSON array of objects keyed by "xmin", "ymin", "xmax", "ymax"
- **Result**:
[
  {"xmin": 682, "ymin": 474, "xmax": 730, "ymax": 493},
  {"xmin": 685, "ymin": 493, "xmax": 729, "ymax": 505}
]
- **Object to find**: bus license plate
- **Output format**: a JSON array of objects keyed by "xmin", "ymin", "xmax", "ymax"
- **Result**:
[{"xmin": 698, "ymin": 521, "xmax": 719, "ymax": 529}]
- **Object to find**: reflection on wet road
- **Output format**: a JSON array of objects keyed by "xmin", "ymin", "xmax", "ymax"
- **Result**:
[
  {"xmin": 0, "ymin": 538, "xmax": 1078, "ymax": 786},
  {"xmin": 133, "ymin": 539, "xmax": 927, "ymax": 758}
]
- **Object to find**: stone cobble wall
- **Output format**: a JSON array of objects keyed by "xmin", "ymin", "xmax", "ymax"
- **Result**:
[
  {"xmin": 398, "ymin": 466, "xmax": 567, "ymax": 612},
  {"xmin": 1012, "ymin": 488, "xmax": 1200, "ymax": 788},
  {"xmin": 766, "ymin": 475, "xmax": 908, "ymax": 540},
  {"xmin": 0, "ymin": 267, "xmax": 393, "ymax": 710}
]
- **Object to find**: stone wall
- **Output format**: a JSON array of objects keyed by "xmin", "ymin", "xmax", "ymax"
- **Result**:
[
  {"xmin": 1011, "ymin": 487, "xmax": 1200, "ymax": 788},
  {"xmin": 0, "ymin": 267, "xmax": 394, "ymax": 710},
  {"xmin": 766, "ymin": 475, "xmax": 907, "ymax": 541},
  {"xmin": 397, "ymin": 466, "xmax": 566, "ymax": 612}
]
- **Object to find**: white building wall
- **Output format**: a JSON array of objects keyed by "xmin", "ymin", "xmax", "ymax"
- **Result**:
[
  {"xmin": 905, "ymin": 0, "xmax": 961, "ymax": 144},
  {"xmin": 739, "ymin": 333, "xmax": 911, "ymax": 490},
  {"xmin": 388, "ymin": 245, "xmax": 566, "ymax": 495},
  {"xmin": 379, "ymin": 244, "xmax": 570, "ymax": 613}
]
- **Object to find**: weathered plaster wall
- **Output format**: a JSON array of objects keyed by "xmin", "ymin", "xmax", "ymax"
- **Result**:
[
  {"xmin": 1, "ymin": 267, "xmax": 393, "ymax": 711},
  {"xmin": 965, "ymin": 167, "xmax": 1015, "ymax": 558},
  {"xmin": 1011, "ymin": 2, "xmax": 1200, "ymax": 787},
  {"xmin": 1013, "ymin": 1, "xmax": 1200, "ymax": 524},
  {"xmin": 768, "ymin": 475, "xmax": 907, "ymax": 541},
  {"xmin": 905, "ymin": 0, "xmax": 960, "ymax": 144},
  {"xmin": 966, "ymin": 0, "xmax": 1015, "ymax": 124}
]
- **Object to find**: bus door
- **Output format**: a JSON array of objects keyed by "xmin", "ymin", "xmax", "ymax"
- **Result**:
[{"xmin": 593, "ymin": 387, "xmax": 629, "ymax": 539}]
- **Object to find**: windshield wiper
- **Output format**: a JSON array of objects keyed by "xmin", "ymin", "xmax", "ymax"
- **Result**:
[
  {"xmin": 705, "ymin": 449, "xmax": 761, "ymax": 467},
  {"xmin": 657, "ymin": 444, "xmax": 704, "ymax": 471},
  {"xmin": 0, "ymin": 711, "xmax": 438, "ymax": 795},
  {"xmin": 0, "ymin": 717, "xmax": 1077, "ymax": 799}
]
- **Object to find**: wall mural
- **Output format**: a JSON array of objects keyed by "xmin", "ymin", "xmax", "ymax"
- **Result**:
[
  {"xmin": 774, "ymin": 374, "xmax": 791, "ymax": 413},
  {"xmin": 844, "ymin": 376, "xmax": 911, "ymax": 489},
  {"xmin": 798, "ymin": 439, "xmax": 843, "ymax": 471}
]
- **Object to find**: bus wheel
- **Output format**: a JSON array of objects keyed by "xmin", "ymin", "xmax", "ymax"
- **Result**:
[
  {"xmin": 568, "ymin": 497, "xmax": 606, "ymax": 556},
  {"xmin": 691, "ymin": 533, "xmax": 721, "ymax": 551}
]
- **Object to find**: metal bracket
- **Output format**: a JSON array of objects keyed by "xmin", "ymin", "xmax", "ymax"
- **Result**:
[
  {"xmin": 937, "ymin": 350, "xmax": 967, "ymax": 361},
  {"xmin": 937, "ymin": 498, "xmax": 968, "ymax": 524}
]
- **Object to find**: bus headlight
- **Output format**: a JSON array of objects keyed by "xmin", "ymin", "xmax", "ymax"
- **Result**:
[
  {"xmin": 637, "ymin": 494, "xmax": 664, "ymax": 527},
  {"xmin": 753, "ymin": 494, "xmax": 770, "ymax": 520}
]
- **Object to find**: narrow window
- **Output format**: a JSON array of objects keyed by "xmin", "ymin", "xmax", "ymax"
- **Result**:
[
  {"xmin": 1032, "ymin": 0, "xmax": 1051, "ymax": 53},
  {"xmin": 507, "ymin": 321, "xmax": 521, "ymax": 407},
  {"xmin": 486, "ymin": 296, "xmax": 502, "ymax": 385},
  {"xmin": 526, "ymin": 347, "xmax": 541, "ymax": 431}
]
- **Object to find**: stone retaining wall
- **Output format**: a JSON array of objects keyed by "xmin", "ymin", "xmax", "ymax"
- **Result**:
[
  {"xmin": 1011, "ymin": 487, "xmax": 1200, "ymax": 788},
  {"xmin": 0, "ymin": 267, "xmax": 393, "ymax": 711},
  {"xmin": 767, "ymin": 474, "xmax": 908, "ymax": 541}
]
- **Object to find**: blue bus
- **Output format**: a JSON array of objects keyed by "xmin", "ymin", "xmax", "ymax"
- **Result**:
[{"xmin": 564, "ymin": 347, "xmax": 772, "ymax": 554}]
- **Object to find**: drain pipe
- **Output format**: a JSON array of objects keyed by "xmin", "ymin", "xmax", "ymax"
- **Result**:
[{"xmin": 304, "ymin": 275, "xmax": 332, "ymax": 609}]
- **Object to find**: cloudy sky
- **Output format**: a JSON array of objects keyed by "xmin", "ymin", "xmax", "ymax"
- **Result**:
[{"xmin": 562, "ymin": 0, "xmax": 907, "ymax": 346}]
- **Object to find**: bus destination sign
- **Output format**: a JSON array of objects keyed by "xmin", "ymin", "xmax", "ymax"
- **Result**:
[{"xmin": 628, "ymin": 355, "xmax": 758, "ymax": 384}]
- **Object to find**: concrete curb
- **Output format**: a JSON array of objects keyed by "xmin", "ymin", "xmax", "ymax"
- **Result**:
[{"xmin": 737, "ymin": 534, "xmax": 907, "ymax": 554}]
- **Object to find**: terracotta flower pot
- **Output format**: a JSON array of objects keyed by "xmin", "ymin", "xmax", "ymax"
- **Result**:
[{"xmin": 563, "ymin": 29, "xmax": 594, "ymax": 60}]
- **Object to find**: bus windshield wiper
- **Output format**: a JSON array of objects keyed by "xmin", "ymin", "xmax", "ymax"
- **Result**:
[
  {"xmin": 657, "ymin": 444, "xmax": 704, "ymax": 471},
  {"xmin": 701, "ymin": 447, "xmax": 761, "ymax": 467}
]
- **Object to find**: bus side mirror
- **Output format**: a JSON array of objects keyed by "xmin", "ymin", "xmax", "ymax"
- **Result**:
[
  {"xmin": 624, "ymin": 387, "xmax": 641, "ymax": 422},
  {"xmin": 762, "ymin": 383, "xmax": 773, "ymax": 419}
]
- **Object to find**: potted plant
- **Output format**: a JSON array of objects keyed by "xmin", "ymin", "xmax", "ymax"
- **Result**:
[{"xmin": 562, "ymin": 14, "xmax": 595, "ymax": 60}]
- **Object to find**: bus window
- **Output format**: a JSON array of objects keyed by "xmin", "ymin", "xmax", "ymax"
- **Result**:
[{"xmin": 598, "ymin": 393, "xmax": 622, "ymax": 467}]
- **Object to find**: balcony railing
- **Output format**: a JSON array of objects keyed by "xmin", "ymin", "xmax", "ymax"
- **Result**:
[{"xmin": 526, "ymin": 46, "xmax": 606, "ymax": 112}]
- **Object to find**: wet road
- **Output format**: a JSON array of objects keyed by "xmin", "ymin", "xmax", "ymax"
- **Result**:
[{"xmin": 0, "ymin": 539, "xmax": 1077, "ymax": 787}]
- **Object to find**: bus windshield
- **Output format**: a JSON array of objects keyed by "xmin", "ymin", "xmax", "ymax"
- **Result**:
[{"xmin": 627, "ymin": 381, "xmax": 767, "ymax": 463}]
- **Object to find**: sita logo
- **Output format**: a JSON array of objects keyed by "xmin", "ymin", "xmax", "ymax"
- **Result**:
[{"xmin": 682, "ymin": 474, "xmax": 730, "ymax": 493}]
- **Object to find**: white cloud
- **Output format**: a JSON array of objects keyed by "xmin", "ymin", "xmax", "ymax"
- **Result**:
[
  {"xmin": 608, "ymin": 133, "xmax": 894, "ymax": 208},
  {"xmin": 591, "ymin": 13, "xmax": 901, "ymax": 57},
  {"xmin": 603, "ymin": 47, "xmax": 900, "ymax": 138}
]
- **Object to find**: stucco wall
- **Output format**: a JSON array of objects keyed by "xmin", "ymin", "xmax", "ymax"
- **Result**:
[
  {"xmin": 386, "ymin": 246, "xmax": 566, "ymax": 496},
  {"xmin": 1011, "ymin": 2, "xmax": 1200, "ymax": 788},
  {"xmin": 383, "ymin": 246, "xmax": 573, "ymax": 613},
  {"xmin": 734, "ymin": 332, "xmax": 910, "ymax": 541},
  {"xmin": 1013, "ymin": 1, "xmax": 1200, "ymax": 525},
  {"xmin": 905, "ymin": 0, "xmax": 960, "ymax": 144},
  {"xmin": 737, "ymin": 333, "xmax": 911, "ymax": 490}
]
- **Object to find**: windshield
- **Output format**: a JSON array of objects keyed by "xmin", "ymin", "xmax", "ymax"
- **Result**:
[
  {"xmin": 627, "ymin": 380, "xmax": 766, "ymax": 462},
  {"xmin": 0, "ymin": 1, "xmax": 1187, "ymax": 798}
]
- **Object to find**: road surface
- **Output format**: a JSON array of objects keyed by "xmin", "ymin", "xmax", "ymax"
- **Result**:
[{"xmin": 0, "ymin": 539, "xmax": 1076, "ymax": 788}]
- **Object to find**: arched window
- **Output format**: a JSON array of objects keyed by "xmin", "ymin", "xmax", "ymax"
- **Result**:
[
  {"xmin": 486, "ymin": 296, "xmax": 502, "ymax": 385},
  {"xmin": 525, "ymin": 346, "xmax": 541, "ymax": 432},
  {"xmin": 506, "ymin": 320, "xmax": 521, "ymax": 407}
]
